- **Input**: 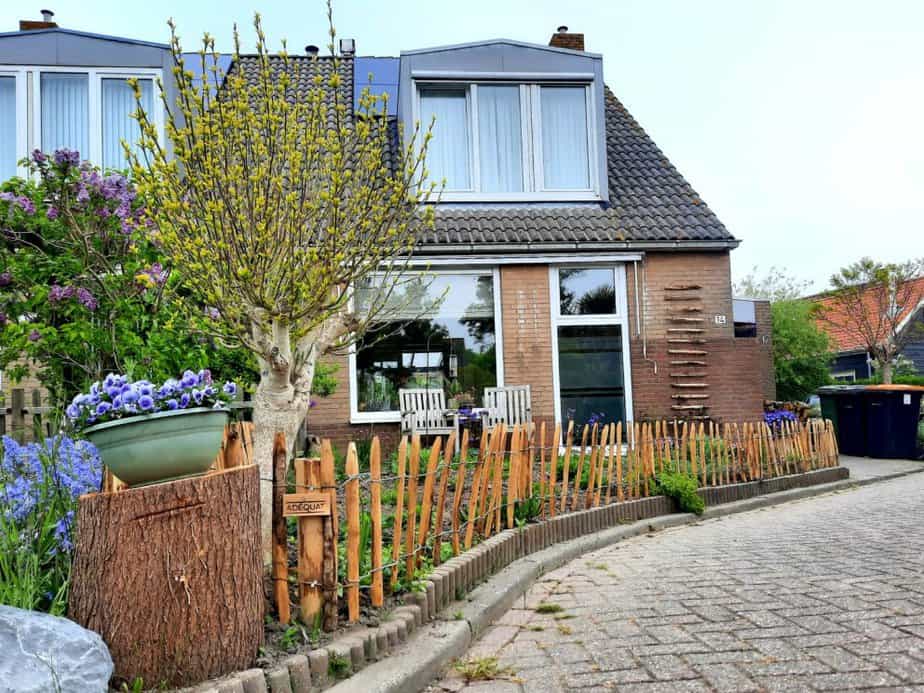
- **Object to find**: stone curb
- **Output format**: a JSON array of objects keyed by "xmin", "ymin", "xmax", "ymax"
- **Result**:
[{"xmin": 181, "ymin": 465, "xmax": 923, "ymax": 693}]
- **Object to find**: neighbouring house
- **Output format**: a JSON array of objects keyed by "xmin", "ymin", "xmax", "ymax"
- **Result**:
[
  {"xmin": 809, "ymin": 277, "xmax": 924, "ymax": 382},
  {"xmin": 0, "ymin": 15, "xmax": 775, "ymax": 442}
]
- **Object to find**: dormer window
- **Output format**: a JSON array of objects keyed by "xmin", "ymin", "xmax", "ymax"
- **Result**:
[{"xmin": 417, "ymin": 81, "xmax": 596, "ymax": 201}]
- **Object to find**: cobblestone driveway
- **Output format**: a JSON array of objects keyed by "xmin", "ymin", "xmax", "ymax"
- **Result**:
[{"xmin": 429, "ymin": 474, "xmax": 924, "ymax": 692}]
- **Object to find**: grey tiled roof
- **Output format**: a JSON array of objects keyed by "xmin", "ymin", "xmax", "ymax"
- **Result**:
[
  {"xmin": 421, "ymin": 87, "xmax": 735, "ymax": 251},
  {"xmin": 231, "ymin": 54, "xmax": 353, "ymax": 117}
]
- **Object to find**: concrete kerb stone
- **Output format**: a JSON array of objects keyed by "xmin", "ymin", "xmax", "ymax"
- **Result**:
[
  {"xmin": 239, "ymin": 669, "xmax": 268, "ymax": 693},
  {"xmin": 284, "ymin": 655, "xmax": 311, "ymax": 693},
  {"xmin": 308, "ymin": 650, "xmax": 329, "ymax": 688},
  {"xmin": 265, "ymin": 666, "xmax": 293, "ymax": 693}
]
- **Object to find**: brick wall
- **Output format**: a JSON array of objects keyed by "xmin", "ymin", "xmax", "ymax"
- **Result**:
[
  {"xmin": 626, "ymin": 251, "xmax": 773, "ymax": 422},
  {"xmin": 498, "ymin": 265, "xmax": 556, "ymax": 430}
]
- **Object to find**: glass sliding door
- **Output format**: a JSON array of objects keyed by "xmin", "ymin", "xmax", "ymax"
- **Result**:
[{"xmin": 552, "ymin": 265, "xmax": 632, "ymax": 429}]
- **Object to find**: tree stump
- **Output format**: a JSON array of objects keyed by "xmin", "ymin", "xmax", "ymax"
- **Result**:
[{"xmin": 69, "ymin": 465, "xmax": 263, "ymax": 688}]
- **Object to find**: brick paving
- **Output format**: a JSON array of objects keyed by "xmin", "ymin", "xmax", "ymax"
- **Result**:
[{"xmin": 428, "ymin": 474, "xmax": 924, "ymax": 692}]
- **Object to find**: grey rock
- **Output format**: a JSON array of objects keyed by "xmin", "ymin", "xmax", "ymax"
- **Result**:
[{"xmin": 0, "ymin": 605, "xmax": 113, "ymax": 693}]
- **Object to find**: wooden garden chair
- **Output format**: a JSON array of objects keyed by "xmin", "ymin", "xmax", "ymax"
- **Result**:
[{"xmin": 398, "ymin": 388, "xmax": 459, "ymax": 451}]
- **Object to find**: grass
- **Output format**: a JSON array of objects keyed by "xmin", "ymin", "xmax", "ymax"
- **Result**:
[
  {"xmin": 534, "ymin": 602, "xmax": 564, "ymax": 614},
  {"xmin": 453, "ymin": 656, "xmax": 514, "ymax": 682}
]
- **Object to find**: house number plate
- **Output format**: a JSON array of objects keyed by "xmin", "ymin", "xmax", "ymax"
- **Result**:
[{"xmin": 283, "ymin": 492, "xmax": 331, "ymax": 517}]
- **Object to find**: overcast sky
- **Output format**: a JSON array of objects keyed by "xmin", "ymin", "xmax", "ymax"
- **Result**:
[{"xmin": 6, "ymin": 0, "xmax": 921, "ymax": 291}]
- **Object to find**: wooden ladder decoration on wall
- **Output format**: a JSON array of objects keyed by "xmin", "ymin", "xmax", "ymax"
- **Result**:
[{"xmin": 664, "ymin": 284, "xmax": 710, "ymax": 419}]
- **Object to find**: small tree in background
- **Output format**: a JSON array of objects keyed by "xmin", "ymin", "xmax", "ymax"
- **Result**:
[
  {"xmin": 819, "ymin": 257, "xmax": 924, "ymax": 385},
  {"xmin": 733, "ymin": 265, "xmax": 811, "ymax": 302},
  {"xmin": 771, "ymin": 300, "xmax": 831, "ymax": 401},
  {"xmin": 128, "ymin": 10, "xmax": 435, "ymax": 554},
  {"xmin": 733, "ymin": 266, "xmax": 830, "ymax": 400}
]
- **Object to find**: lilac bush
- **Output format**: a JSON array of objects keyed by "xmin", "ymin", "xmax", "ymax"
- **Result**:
[
  {"xmin": 0, "ymin": 435, "xmax": 102, "ymax": 614},
  {"xmin": 65, "ymin": 370, "xmax": 239, "ymax": 430}
]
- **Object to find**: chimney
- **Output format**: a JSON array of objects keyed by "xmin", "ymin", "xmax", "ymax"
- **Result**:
[
  {"xmin": 339, "ymin": 38, "xmax": 355, "ymax": 56},
  {"xmin": 305, "ymin": 44, "xmax": 320, "ymax": 57},
  {"xmin": 549, "ymin": 25, "xmax": 584, "ymax": 51},
  {"xmin": 20, "ymin": 9, "xmax": 58, "ymax": 31}
]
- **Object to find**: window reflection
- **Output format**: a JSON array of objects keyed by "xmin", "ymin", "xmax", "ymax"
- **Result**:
[{"xmin": 559, "ymin": 268, "xmax": 616, "ymax": 315}]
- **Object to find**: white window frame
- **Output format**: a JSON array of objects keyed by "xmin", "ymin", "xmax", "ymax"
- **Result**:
[
  {"xmin": 0, "ymin": 65, "xmax": 165, "ymax": 176},
  {"xmin": 413, "ymin": 80, "xmax": 599, "ymax": 202},
  {"xmin": 548, "ymin": 264, "xmax": 634, "ymax": 427},
  {"xmin": 348, "ymin": 266, "xmax": 505, "ymax": 424},
  {"xmin": 831, "ymin": 370, "xmax": 857, "ymax": 383},
  {"xmin": 0, "ymin": 70, "xmax": 29, "ymax": 178}
]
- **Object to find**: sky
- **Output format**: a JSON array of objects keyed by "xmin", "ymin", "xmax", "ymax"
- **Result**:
[{"xmin": 5, "ymin": 0, "xmax": 921, "ymax": 292}]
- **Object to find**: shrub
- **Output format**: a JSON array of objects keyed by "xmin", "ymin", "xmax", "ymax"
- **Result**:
[
  {"xmin": 0, "ymin": 435, "xmax": 101, "ymax": 614},
  {"xmin": 653, "ymin": 470, "xmax": 705, "ymax": 516}
]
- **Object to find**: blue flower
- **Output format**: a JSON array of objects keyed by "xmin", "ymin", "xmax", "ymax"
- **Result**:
[
  {"xmin": 222, "ymin": 382, "xmax": 237, "ymax": 397},
  {"xmin": 165, "ymin": 398, "xmax": 179, "ymax": 410},
  {"xmin": 121, "ymin": 388, "xmax": 138, "ymax": 404},
  {"xmin": 180, "ymin": 370, "xmax": 199, "ymax": 388},
  {"xmin": 138, "ymin": 395, "xmax": 155, "ymax": 411},
  {"xmin": 95, "ymin": 402, "xmax": 112, "ymax": 417},
  {"xmin": 65, "ymin": 403, "xmax": 80, "ymax": 420},
  {"xmin": 192, "ymin": 389, "xmax": 205, "ymax": 405},
  {"xmin": 179, "ymin": 393, "xmax": 191, "ymax": 409}
]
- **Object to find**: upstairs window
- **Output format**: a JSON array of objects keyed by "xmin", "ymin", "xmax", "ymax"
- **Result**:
[
  {"xmin": 41, "ymin": 73, "xmax": 90, "ymax": 156},
  {"xmin": 417, "ymin": 82, "xmax": 594, "ymax": 198}
]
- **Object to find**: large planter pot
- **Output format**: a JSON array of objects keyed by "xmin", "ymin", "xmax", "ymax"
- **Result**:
[{"xmin": 84, "ymin": 407, "xmax": 229, "ymax": 486}]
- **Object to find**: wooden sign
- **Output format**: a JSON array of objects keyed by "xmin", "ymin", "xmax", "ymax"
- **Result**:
[{"xmin": 283, "ymin": 492, "xmax": 331, "ymax": 517}]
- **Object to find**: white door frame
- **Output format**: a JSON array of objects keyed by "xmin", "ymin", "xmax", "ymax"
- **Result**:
[{"xmin": 548, "ymin": 264, "xmax": 634, "ymax": 427}]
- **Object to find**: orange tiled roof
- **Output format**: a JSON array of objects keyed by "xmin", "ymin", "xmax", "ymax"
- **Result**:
[{"xmin": 810, "ymin": 276, "xmax": 924, "ymax": 353}]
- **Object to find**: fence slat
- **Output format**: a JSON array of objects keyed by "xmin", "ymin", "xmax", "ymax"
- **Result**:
[
  {"xmin": 465, "ymin": 432, "xmax": 487, "ymax": 550},
  {"xmin": 271, "ymin": 433, "xmax": 290, "ymax": 624},
  {"xmin": 404, "ymin": 435, "xmax": 421, "ymax": 582},
  {"xmin": 559, "ymin": 421, "xmax": 574, "ymax": 513},
  {"xmin": 432, "ymin": 432, "xmax": 455, "ymax": 566},
  {"xmin": 612, "ymin": 422, "xmax": 623, "ymax": 503},
  {"xmin": 345, "ymin": 443, "xmax": 360, "ymax": 622},
  {"xmin": 390, "ymin": 437, "xmax": 407, "ymax": 593},
  {"xmin": 320, "ymin": 440, "xmax": 338, "ymax": 631},
  {"xmin": 295, "ymin": 457, "xmax": 324, "ymax": 623},
  {"xmin": 548, "ymin": 423, "xmax": 561, "ymax": 518},
  {"xmin": 572, "ymin": 425, "xmax": 589, "ymax": 511},
  {"xmin": 451, "ymin": 429, "xmax": 470, "ymax": 556},
  {"xmin": 369, "ymin": 437, "xmax": 384, "ymax": 608},
  {"xmin": 507, "ymin": 425, "xmax": 520, "ymax": 530}
]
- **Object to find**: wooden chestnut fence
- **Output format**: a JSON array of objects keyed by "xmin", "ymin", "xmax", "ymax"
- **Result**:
[{"xmin": 279, "ymin": 417, "xmax": 839, "ymax": 627}]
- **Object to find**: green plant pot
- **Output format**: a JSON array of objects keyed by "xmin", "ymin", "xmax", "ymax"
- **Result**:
[{"xmin": 84, "ymin": 407, "xmax": 229, "ymax": 486}]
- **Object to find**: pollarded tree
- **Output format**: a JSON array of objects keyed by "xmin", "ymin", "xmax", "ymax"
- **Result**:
[
  {"xmin": 128, "ymin": 10, "xmax": 435, "ymax": 554},
  {"xmin": 818, "ymin": 257, "xmax": 924, "ymax": 384}
]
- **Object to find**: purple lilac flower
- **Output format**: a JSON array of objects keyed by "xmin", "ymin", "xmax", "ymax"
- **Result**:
[
  {"xmin": 28, "ymin": 329, "xmax": 40, "ymax": 342},
  {"xmin": 53, "ymin": 149, "xmax": 80, "ymax": 167},
  {"xmin": 0, "ymin": 271, "xmax": 11, "ymax": 287},
  {"xmin": 75, "ymin": 287, "xmax": 98, "ymax": 311},
  {"xmin": 75, "ymin": 186, "xmax": 90, "ymax": 204},
  {"xmin": 198, "ymin": 369, "xmax": 212, "ymax": 386},
  {"xmin": 46, "ymin": 206, "xmax": 58, "ymax": 220},
  {"xmin": 31, "ymin": 149, "xmax": 47, "ymax": 164},
  {"xmin": 0, "ymin": 312, "xmax": 7, "ymax": 326}
]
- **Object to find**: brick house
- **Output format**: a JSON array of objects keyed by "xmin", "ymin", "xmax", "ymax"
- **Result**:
[{"xmin": 305, "ymin": 28, "xmax": 775, "ymax": 443}]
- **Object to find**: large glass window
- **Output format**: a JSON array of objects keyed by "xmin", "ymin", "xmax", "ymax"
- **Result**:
[
  {"xmin": 417, "ymin": 82, "xmax": 594, "ymax": 196},
  {"xmin": 420, "ymin": 88, "xmax": 471, "ymax": 190},
  {"xmin": 41, "ymin": 73, "xmax": 89, "ymax": 157},
  {"xmin": 540, "ymin": 86, "xmax": 590, "ymax": 189},
  {"xmin": 102, "ymin": 77, "xmax": 153, "ymax": 170},
  {"xmin": 0, "ymin": 77, "xmax": 15, "ymax": 180},
  {"xmin": 355, "ymin": 273, "xmax": 497, "ymax": 414}
]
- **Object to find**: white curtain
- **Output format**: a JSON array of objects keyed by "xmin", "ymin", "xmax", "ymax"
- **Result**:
[
  {"xmin": 540, "ymin": 86, "xmax": 590, "ymax": 190},
  {"xmin": 41, "ymin": 73, "xmax": 89, "ymax": 158},
  {"xmin": 477, "ymin": 85, "xmax": 523, "ymax": 192},
  {"xmin": 420, "ymin": 88, "xmax": 470, "ymax": 190},
  {"xmin": 0, "ymin": 77, "xmax": 15, "ymax": 180},
  {"xmin": 102, "ymin": 78, "xmax": 153, "ymax": 170}
]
